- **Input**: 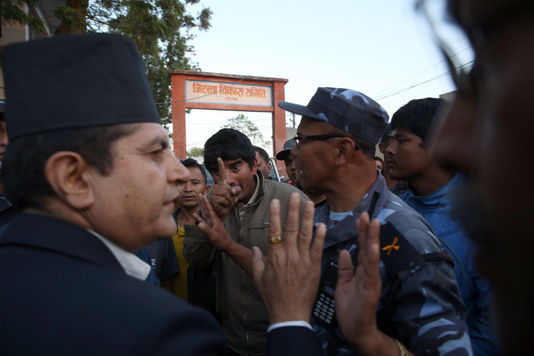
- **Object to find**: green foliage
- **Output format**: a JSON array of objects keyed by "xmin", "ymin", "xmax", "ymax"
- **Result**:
[
  {"xmin": 187, "ymin": 146, "xmax": 204, "ymax": 157},
  {"xmin": 0, "ymin": 0, "xmax": 47, "ymax": 34},
  {"xmin": 222, "ymin": 114, "xmax": 266, "ymax": 147},
  {"xmin": 86, "ymin": 0, "xmax": 212, "ymax": 131},
  {"xmin": 54, "ymin": 1, "xmax": 88, "ymax": 34},
  {"xmin": 1, "ymin": 0, "xmax": 211, "ymax": 133}
]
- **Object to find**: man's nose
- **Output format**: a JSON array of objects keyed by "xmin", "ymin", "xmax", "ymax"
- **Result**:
[
  {"xmin": 183, "ymin": 180, "xmax": 194, "ymax": 192},
  {"xmin": 225, "ymin": 170, "xmax": 238, "ymax": 185},
  {"xmin": 385, "ymin": 138, "xmax": 397, "ymax": 155}
]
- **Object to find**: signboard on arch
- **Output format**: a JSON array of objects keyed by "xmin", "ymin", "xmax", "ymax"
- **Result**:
[
  {"xmin": 185, "ymin": 80, "xmax": 273, "ymax": 107},
  {"xmin": 170, "ymin": 70, "xmax": 288, "ymax": 162}
]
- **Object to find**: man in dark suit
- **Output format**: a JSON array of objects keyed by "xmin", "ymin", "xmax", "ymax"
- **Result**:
[
  {"xmin": 0, "ymin": 33, "xmax": 224, "ymax": 355},
  {"xmin": 0, "ymin": 34, "xmax": 322, "ymax": 355}
]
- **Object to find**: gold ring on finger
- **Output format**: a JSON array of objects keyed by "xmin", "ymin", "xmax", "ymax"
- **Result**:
[{"xmin": 269, "ymin": 235, "xmax": 282, "ymax": 244}]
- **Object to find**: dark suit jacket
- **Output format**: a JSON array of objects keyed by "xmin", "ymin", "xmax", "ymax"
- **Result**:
[
  {"xmin": 268, "ymin": 326, "xmax": 322, "ymax": 356},
  {"xmin": 0, "ymin": 213, "xmax": 322, "ymax": 355},
  {"xmin": 0, "ymin": 213, "xmax": 226, "ymax": 355}
]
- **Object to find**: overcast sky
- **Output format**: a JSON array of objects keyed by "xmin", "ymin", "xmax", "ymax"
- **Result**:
[{"xmin": 182, "ymin": 0, "xmax": 470, "ymax": 154}]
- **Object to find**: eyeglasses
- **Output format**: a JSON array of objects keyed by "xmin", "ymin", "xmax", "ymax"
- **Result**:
[
  {"xmin": 293, "ymin": 134, "xmax": 360, "ymax": 150},
  {"xmin": 415, "ymin": 0, "xmax": 476, "ymax": 96}
]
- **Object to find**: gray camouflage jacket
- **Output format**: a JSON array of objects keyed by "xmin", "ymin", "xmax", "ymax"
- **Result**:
[{"xmin": 312, "ymin": 174, "xmax": 473, "ymax": 356}]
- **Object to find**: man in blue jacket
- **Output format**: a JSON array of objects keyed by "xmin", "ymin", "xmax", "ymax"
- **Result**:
[
  {"xmin": 386, "ymin": 98, "xmax": 499, "ymax": 355},
  {"xmin": 278, "ymin": 88, "xmax": 471, "ymax": 355}
]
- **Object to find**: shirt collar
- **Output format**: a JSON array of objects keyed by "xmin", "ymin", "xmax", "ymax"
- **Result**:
[
  {"xmin": 237, "ymin": 174, "xmax": 261, "ymax": 218},
  {"xmin": 245, "ymin": 174, "xmax": 260, "ymax": 207},
  {"xmin": 88, "ymin": 230, "xmax": 151, "ymax": 281}
]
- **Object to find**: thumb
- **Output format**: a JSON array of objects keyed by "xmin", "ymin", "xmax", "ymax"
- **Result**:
[
  {"xmin": 197, "ymin": 221, "xmax": 208, "ymax": 234},
  {"xmin": 231, "ymin": 185, "xmax": 242, "ymax": 196},
  {"xmin": 337, "ymin": 250, "xmax": 355, "ymax": 287}
]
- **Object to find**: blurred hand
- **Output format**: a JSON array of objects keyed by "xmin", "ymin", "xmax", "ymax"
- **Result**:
[
  {"xmin": 210, "ymin": 157, "xmax": 241, "ymax": 220},
  {"xmin": 335, "ymin": 213, "xmax": 383, "ymax": 352},
  {"xmin": 252, "ymin": 193, "xmax": 326, "ymax": 323}
]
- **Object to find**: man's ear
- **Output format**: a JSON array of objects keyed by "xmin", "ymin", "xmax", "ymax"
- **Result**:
[
  {"xmin": 251, "ymin": 157, "xmax": 258, "ymax": 175},
  {"xmin": 204, "ymin": 184, "xmax": 211, "ymax": 194},
  {"xmin": 334, "ymin": 137, "xmax": 357, "ymax": 166},
  {"xmin": 44, "ymin": 151, "xmax": 95, "ymax": 210}
]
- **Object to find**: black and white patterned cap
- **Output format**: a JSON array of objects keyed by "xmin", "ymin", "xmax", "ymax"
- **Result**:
[{"xmin": 279, "ymin": 87, "xmax": 389, "ymax": 145}]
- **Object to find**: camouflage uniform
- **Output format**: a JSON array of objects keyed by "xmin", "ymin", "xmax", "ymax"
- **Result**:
[{"xmin": 311, "ymin": 174, "xmax": 473, "ymax": 355}]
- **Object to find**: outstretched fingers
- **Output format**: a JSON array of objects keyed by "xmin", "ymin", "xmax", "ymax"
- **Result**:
[
  {"xmin": 251, "ymin": 193, "xmax": 326, "ymax": 325},
  {"xmin": 310, "ymin": 222, "xmax": 326, "ymax": 263},
  {"xmin": 268, "ymin": 199, "xmax": 283, "ymax": 249},
  {"xmin": 194, "ymin": 194, "xmax": 217, "ymax": 231},
  {"xmin": 334, "ymin": 213, "xmax": 382, "ymax": 349},
  {"xmin": 356, "ymin": 213, "xmax": 381, "ymax": 279},
  {"xmin": 297, "ymin": 200, "xmax": 322, "ymax": 256},
  {"xmin": 284, "ymin": 193, "xmax": 301, "ymax": 251},
  {"xmin": 337, "ymin": 249, "xmax": 355, "ymax": 287}
]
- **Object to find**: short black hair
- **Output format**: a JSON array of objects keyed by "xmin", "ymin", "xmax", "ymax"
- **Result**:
[
  {"xmin": 390, "ymin": 98, "xmax": 446, "ymax": 145},
  {"xmin": 182, "ymin": 157, "xmax": 207, "ymax": 184},
  {"xmin": 254, "ymin": 146, "xmax": 270, "ymax": 163},
  {"xmin": 203, "ymin": 128, "xmax": 255, "ymax": 174},
  {"xmin": 2, "ymin": 124, "xmax": 138, "ymax": 210},
  {"xmin": 380, "ymin": 123, "xmax": 393, "ymax": 143}
]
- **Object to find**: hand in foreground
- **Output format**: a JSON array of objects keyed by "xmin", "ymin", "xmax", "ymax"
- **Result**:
[
  {"xmin": 252, "ymin": 193, "xmax": 326, "ymax": 324},
  {"xmin": 336, "ymin": 213, "xmax": 407, "ymax": 356},
  {"xmin": 335, "ymin": 212, "xmax": 381, "ymax": 345},
  {"xmin": 210, "ymin": 157, "xmax": 241, "ymax": 220},
  {"xmin": 195, "ymin": 194, "xmax": 232, "ymax": 250}
]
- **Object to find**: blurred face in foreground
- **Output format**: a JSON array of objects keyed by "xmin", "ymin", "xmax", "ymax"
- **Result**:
[{"xmin": 429, "ymin": 0, "xmax": 534, "ymax": 352}]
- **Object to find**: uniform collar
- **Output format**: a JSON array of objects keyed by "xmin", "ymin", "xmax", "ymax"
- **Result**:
[{"xmin": 315, "ymin": 175, "xmax": 391, "ymax": 249}]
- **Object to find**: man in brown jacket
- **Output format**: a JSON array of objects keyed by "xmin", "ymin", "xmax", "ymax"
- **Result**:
[{"xmin": 184, "ymin": 128, "xmax": 308, "ymax": 355}]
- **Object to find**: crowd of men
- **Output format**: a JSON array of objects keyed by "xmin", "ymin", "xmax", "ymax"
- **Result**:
[{"xmin": 0, "ymin": 0, "xmax": 532, "ymax": 354}]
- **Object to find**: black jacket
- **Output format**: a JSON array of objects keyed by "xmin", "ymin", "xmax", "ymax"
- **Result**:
[
  {"xmin": 0, "ymin": 213, "xmax": 225, "ymax": 355},
  {"xmin": 0, "ymin": 213, "xmax": 322, "ymax": 356}
]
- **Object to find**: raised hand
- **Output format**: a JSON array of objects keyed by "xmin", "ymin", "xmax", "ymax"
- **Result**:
[
  {"xmin": 210, "ymin": 157, "xmax": 241, "ymax": 220},
  {"xmin": 335, "ymin": 213, "xmax": 396, "ymax": 355},
  {"xmin": 252, "ymin": 193, "xmax": 326, "ymax": 323},
  {"xmin": 194, "ymin": 194, "xmax": 231, "ymax": 250}
]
